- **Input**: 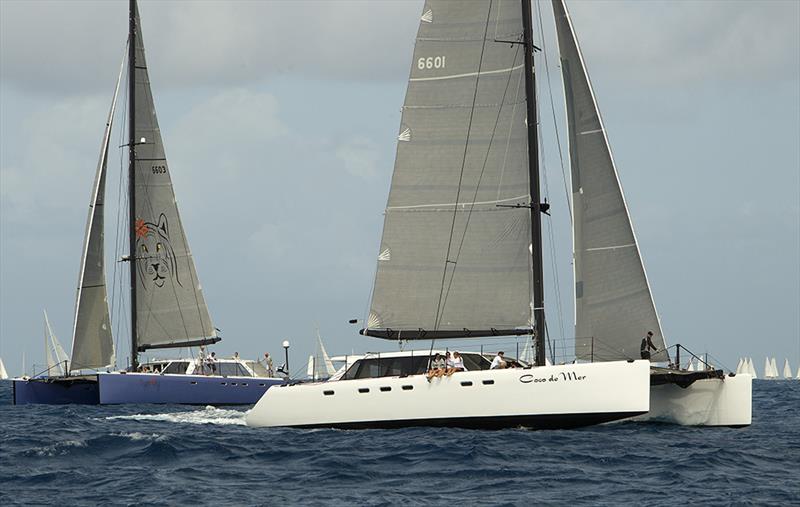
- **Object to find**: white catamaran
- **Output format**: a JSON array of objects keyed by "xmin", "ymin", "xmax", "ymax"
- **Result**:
[
  {"xmin": 247, "ymin": 0, "xmax": 664, "ymax": 430},
  {"xmin": 247, "ymin": 0, "xmax": 751, "ymax": 429}
]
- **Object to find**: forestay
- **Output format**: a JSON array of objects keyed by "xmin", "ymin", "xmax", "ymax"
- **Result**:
[
  {"xmin": 131, "ymin": 4, "xmax": 217, "ymax": 351},
  {"xmin": 552, "ymin": 0, "xmax": 668, "ymax": 361},
  {"xmin": 69, "ymin": 54, "xmax": 122, "ymax": 371},
  {"xmin": 365, "ymin": 0, "xmax": 534, "ymax": 340}
]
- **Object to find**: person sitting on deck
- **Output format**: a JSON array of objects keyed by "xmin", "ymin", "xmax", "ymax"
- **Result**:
[
  {"xmin": 490, "ymin": 351, "xmax": 507, "ymax": 370},
  {"xmin": 427, "ymin": 353, "xmax": 446, "ymax": 381},
  {"xmin": 448, "ymin": 351, "xmax": 466, "ymax": 375},
  {"xmin": 444, "ymin": 351, "xmax": 456, "ymax": 376}
]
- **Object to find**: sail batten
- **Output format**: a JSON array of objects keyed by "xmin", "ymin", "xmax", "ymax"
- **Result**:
[
  {"xmin": 552, "ymin": 0, "xmax": 668, "ymax": 362},
  {"xmin": 366, "ymin": 0, "xmax": 534, "ymax": 340},
  {"xmin": 130, "ymin": 4, "xmax": 216, "ymax": 351}
]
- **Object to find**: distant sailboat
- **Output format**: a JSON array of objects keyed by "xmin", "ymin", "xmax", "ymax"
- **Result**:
[
  {"xmin": 44, "ymin": 311, "xmax": 70, "ymax": 376},
  {"xmin": 748, "ymin": 357, "xmax": 757, "ymax": 379},
  {"xmin": 0, "ymin": 357, "xmax": 8, "ymax": 380},
  {"xmin": 306, "ymin": 330, "xmax": 337, "ymax": 381},
  {"xmin": 783, "ymin": 359, "xmax": 792, "ymax": 379}
]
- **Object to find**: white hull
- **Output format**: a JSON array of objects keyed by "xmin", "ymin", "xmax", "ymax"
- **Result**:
[
  {"xmin": 246, "ymin": 360, "xmax": 650, "ymax": 429},
  {"xmin": 638, "ymin": 374, "xmax": 752, "ymax": 426}
]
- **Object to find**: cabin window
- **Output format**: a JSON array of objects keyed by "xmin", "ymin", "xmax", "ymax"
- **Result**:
[
  {"xmin": 380, "ymin": 386, "xmax": 391, "ymax": 392},
  {"xmin": 218, "ymin": 363, "xmax": 251, "ymax": 377},
  {"xmin": 460, "ymin": 381, "xmax": 473, "ymax": 387},
  {"xmin": 342, "ymin": 356, "xmax": 432, "ymax": 380},
  {"xmin": 323, "ymin": 390, "xmax": 335, "ymax": 396},
  {"xmin": 162, "ymin": 361, "xmax": 189, "ymax": 375},
  {"xmin": 482, "ymin": 379, "xmax": 494, "ymax": 385},
  {"xmin": 358, "ymin": 388, "xmax": 370, "ymax": 393},
  {"xmin": 402, "ymin": 385, "xmax": 413, "ymax": 391}
]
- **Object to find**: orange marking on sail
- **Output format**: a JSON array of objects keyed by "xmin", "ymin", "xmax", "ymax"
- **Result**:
[{"xmin": 135, "ymin": 219, "xmax": 149, "ymax": 238}]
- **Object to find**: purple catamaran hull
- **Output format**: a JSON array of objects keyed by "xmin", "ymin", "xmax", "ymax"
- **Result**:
[{"xmin": 12, "ymin": 373, "xmax": 283, "ymax": 405}]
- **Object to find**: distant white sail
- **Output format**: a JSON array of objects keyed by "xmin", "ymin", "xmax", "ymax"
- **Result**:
[
  {"xmin": 748, "ymin": 357, "xmax": 757, "ymax": 379},
  {"xmin": 520, "ymin": 336, "xmax": 535, "ymax": 365},
  {"xmin": 687, "ymin": 359, "xmax": 695, "ymax": 372},
  {"xmin": 0, "ymin": 357, "xmax": 8, "ymax": 380},
  {"xmin": 771, "ymin": 358, "xmax": 779, "ymax": 378},
  {"xmin": 735, "ymin": 358, "xmax": 743, "ymax": 375},
  {"xmin": 783, "ymin": 359, "xmax": 792, "ymax": 379},
  {"xmin": 44, "ymin": 311, "xmax": 69, "ymax": 376},
  {"xmin": 307, "ymin": 330, "xmax": 337, "ymax": 380}
]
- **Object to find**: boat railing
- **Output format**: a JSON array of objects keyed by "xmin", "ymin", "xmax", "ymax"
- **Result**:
[
  {"xmin": 669, "ymin": 343, "xmax": 721, "ymax": 372},
  {"xmin": 29, "ymin": 360, "xmax": 69, "ymax": 379}
]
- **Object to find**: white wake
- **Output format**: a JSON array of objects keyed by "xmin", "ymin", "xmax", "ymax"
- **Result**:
[{"xmin": 105, "ymin": 405, "xmax": 248, "ymax": 426}]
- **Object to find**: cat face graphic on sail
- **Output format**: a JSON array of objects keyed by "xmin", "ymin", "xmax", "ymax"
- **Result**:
[{"xmin": 135, "ymin": 213, "xmax": 181, "ymax": 289}]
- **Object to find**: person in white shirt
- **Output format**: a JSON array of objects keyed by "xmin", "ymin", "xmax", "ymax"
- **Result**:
[
  {"xmin": 449, "ymin": 351, "xmax": 466, "ymax": 375},
  {"xmin": 490, "ymin": 351, "xmax": 507, "ymax": 370}
]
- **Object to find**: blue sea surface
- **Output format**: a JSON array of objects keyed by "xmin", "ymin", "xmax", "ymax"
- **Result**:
[{"xmin": 0, "ymin": 380, "xmax": 797, "ymax": 506}]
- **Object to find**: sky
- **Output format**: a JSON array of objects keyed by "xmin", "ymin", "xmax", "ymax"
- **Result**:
[{"xmin": 1, "ymin": 0, "xmax": 798, "ymax": 378}]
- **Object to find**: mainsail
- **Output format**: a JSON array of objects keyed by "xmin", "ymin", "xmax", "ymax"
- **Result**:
[
  {"xmin": 130, "ymin": 3, "xmax": 217, "ymax": 351},
  {"xmin": 364, "ymin": 0, "xmax": 534, "ymax": 340},
  {"xmin": 68, "ymin": 51, "xmax": 123, "ymax": 371},
  {"xmin": 552, "ymin": 0, "xmax": 668, "ymax": 362}
]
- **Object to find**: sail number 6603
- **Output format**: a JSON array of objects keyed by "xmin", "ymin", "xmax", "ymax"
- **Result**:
[
  {"xmin": 151, "ymin": 165, "xmax": 167, "ymax": 174},
  {"xmin": 417, "ymin": 56, "xmax": 446, "ymax": 70}
]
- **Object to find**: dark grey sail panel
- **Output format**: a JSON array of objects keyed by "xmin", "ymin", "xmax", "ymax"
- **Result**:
[
  {"xmin": 69, "ymin": 55, "xmax": 122, "ymax": 371},
  {"xmin": 131, "ymin": 5, "xmax": 217, "ymax": 351},
  {"xmin": 366, "ymin": 0, "xmax": 534, "ymax": 339},
  {"xmin": 552, "ymin": 0, "xmax": 668, "ymax": 361}
]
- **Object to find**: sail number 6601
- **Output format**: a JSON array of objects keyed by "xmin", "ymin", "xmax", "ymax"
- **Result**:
[{"xmin": 417, "ymin": 56, "xmax": 446, "ymax": 70}]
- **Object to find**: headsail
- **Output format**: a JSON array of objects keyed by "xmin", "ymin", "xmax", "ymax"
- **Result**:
[
  {"xmin": 364, "ymin": 0, "xmax": 534, "ymax": 340},
  {"xmin": 69, "ymin": 50, "xmax": 124, "ymax": 372},
  {"xmin": 552, "ymin": 0, "xmax": 668, "ymax": 362},
  {"xmin": 130, "ymin": 3, "xmax": 217, "ymax": 351}
]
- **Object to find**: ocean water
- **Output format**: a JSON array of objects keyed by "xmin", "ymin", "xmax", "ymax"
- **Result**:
[{"xmin": 0, "ymin": 380, "xmax": 797, "ymax": 506}]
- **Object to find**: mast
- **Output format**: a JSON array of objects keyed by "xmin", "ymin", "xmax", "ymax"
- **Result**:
[
  {"xmin": 128, "ymin": 0, "xmax": 138, "ymax": 370},
  {"xmin": 521, "ymin": 0, "xmax": 546, "ymax": 367}
]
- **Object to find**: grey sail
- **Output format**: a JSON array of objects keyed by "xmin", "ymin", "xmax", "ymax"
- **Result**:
[
  {"xmin": 364, "ymin": 0, "xmax": 534, "ymax": 340},
  {"xmin": 552, "ymin": 0, "xmax": 668, "ymax": 361},
  {"xmin": 131, "ymin": 5, "xmax": 217, "ymax": 351},
  {"xmin": 69, "ymin": 54, "xmax": 123, "ymax": 371}
]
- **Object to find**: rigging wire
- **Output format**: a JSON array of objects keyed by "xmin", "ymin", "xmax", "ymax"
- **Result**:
[
  {"xmin": 531, "ymin": 1, "xmax": 568, "ymax": 355},
  {"xmin": 438, "ymin": 42, "xmax": 523, "ymax": 324},
  {"xmin": 432, "ymin": 1, "xmax": 494, "ymax": 332},
  {"xmin": 111, "ymin": 58, "xmax": 131, "ymax": 369},
  {"xmin": 536, "ymin": 0, "xmax": 572, "ymax": 225}
]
